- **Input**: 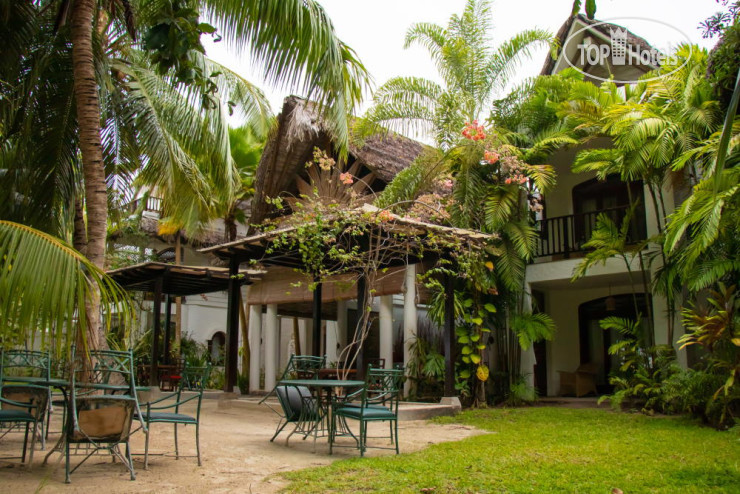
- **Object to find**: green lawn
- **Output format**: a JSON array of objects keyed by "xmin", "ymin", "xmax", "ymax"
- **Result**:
[{"xmin": 280, "ymin": 407, "xmax": 740, "ymax": 493}]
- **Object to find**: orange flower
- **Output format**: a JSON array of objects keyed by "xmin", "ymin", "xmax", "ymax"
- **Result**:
[
  {"xmin": 377, "ymin": 210, "xmax": 394, "ymax": 222},
  {"xmin": 339, "ymin": 172, "xmax": 354, "ymax": 185}
]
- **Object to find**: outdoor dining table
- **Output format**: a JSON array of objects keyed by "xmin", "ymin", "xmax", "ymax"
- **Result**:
[{"xmin": 278, "ymin": 378, "xmax": 364, "ymax": 449}]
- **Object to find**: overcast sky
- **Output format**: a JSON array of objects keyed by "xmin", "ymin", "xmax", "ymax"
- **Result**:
[{"xmin": 203, "ymin": 0, "xmax": 723, "ymax": 120}]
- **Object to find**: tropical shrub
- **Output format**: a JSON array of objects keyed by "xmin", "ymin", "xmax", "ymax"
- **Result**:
[{"xmin": 678, "ymin": 284, "xmax": 740, "ymax": 428}]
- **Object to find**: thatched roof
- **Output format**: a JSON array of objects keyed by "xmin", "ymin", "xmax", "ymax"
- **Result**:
[
  {"xmin": 249, "ymin": 96, "xmax": 429, "ymax": 227},
  {"xmin": 541, "ymin": 14, "xmax": 657, "ymax": 76},
  {"xmin": 135, "ymin": 216, "xmax": 228, "ymax": 248}
]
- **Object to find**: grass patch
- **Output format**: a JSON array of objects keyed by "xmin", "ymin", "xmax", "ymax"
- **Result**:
[{"xmin": 280, "ymin": 407, "xmax": 740, "ymax": 493}]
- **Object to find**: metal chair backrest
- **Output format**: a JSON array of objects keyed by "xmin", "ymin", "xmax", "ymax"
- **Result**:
[
  {"xmin": 0, "ymin": 349, "xmax": 51, "ymax": 380},
  {"xmin": 361, "ymin": 366, "xmax": 404, "ymax": 412},
  {"xmin": 275, "ymin": 385, "xmax": 313, "ymax": 421},
  {"xmin": 1, "ymin": 384, "xmax": 49, "ymax": 419},
  {"xmin": 71, "ymin": 349, "xmax": 136, "ymax": 391},
  {"xmin": 180, "ymin": 363, "xmax": 211, "ymax": 392},
  {"xmin": 279, "ymin": 354, "xmax": 326, "ymax": 381},
  {"xmin": 67, "ymin": 395, "xmax": 135, "ymax": 443}
]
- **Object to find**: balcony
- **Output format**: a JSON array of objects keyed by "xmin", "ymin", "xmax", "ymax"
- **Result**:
[
  {"xmin": 535, "ymin": 205, "xmax": 647, "ymax": 259},
  {"xmin": 127, "ymin": 196, "xmax": 163, "ymax": 215}
]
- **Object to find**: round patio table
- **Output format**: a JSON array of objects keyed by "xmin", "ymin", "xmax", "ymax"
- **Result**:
[{"xmin": 278, "ymin": 379, "xmax": 364, "ymax": 450}]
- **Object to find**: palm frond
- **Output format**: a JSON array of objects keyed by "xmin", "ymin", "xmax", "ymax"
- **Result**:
[
  {"xmin": 201, "ymin": 0, "xmax": 370, "ymax": 152},
  {"xmin": 488, "ymin": 28, "xmax": 553, "ymax": 95},
  {"xmin": 0, "ymin": 221, "xmax": 132, "ymax": 350}
]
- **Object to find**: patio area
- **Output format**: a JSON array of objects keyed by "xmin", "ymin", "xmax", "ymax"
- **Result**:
[{"xmin": 0, "ymin": 397, "xmax": 483, "ymax": 493}]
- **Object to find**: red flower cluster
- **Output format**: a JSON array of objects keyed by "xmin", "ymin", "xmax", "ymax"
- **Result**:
[
  {"xmin": 483, "ymin": 150, "xmax": 500, "ymax": 164},
  {"xmin": 377, "ymin": 210, "xmax": 394, "ymax": 222},
  {"xmin": 504, "ymin": 174, "xmax": 528, "ymax": 185},
  {"xmin": 462, "ymin": 120, "xmax": 486, "ymax": 141},
  {"xmin": 339, "ymin": 172, "xmax": 354, "ymax": 185}
]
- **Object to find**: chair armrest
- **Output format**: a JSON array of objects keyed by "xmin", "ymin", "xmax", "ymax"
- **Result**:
[
  {"xmin": 0, "ymin": 395, "xmax": 38, "ymax": 409},
  {"xmin": 147, "ymin": 392, "xmax": 200, "ymax": 412},
  {"xmin": 145, "ymin": 391, "xmax": 179, "ymax": 406},
  {"xmin": 332, "ymin": 387, "xmax": 363, "ymax": 406}
]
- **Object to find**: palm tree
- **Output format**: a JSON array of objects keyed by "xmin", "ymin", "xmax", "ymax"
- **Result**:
[
  {"xmin": 358, "ymin": 0, "xmax": 552, "ymax": 149},
  {"xmin": 221, "ymin": 124, "xmax": 266, "ymax": 242},
  {"xmin": 564, "ymin": 47, "xmax": 722, "ymax": 345},
  {"xmin": 3, "ymin": 0, "xmax": 369, "ymax": 347}
]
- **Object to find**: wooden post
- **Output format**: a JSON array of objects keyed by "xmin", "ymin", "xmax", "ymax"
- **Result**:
[
  {"xmin": 444, "ymin": 273, "xmax": 455, "ymax": 397},
  {"xmin": 150, "ymin": 276, "xmax": 163, "ymax": 387},
  {"xmin": 356, "ymin": 274, "xmax": 367, "ymax": 379},
  {"xmin": 224, "ymin": 257, "xmax": 241, "ymax": 392},
  {"xmin": 403, "ymin": 264, "xmax": 417, "ymax": 396},
  {"xmin": 312, "ymin": 281, "xmax": 322, "ymax": 357},
  {"xmin": 163, "ymin": 294, "xmax": 172, "ymax": 365}
]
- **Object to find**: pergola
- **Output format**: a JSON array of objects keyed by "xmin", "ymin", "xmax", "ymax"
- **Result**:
[
  {"xmin": 107, "ymin": 262, "xmax": 257, "ymax": 387},
  {"xmin": 201, "ymin": 209, "xmax": 493, "ymax": 395}
]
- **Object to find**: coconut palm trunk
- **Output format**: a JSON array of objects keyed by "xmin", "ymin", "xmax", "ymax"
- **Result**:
[{"xmin": 71, "ymin": 0, "xmax": 107, "ymax": 346}]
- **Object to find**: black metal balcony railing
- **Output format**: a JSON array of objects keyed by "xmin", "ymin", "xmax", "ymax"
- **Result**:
[{"xmin": 535, "ymin": 205, "xmax": 647, "ymax": 258}]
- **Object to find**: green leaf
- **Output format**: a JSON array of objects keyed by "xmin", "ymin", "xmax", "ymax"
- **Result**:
[
  {"xmin": 197, "ymin": 22, "xmax": 217, "ymax": 34},
  {"xmin": 459, "ymin": 369, "xmax": 471, "ymax": 379},
  {"xmin": 462, "ymin": 356, "xmax": 471, "ymax": 364},
  {"xmin": 484, "ymin": 303, "xmax": 497, "ymax": 313},
  {"xmin": 470, "ymin": 354, "xmax": 481, "ymax": 364},
  {"xmin": 461, "ymin": 345, "xmax": 473, "ymax": 355},
  {"xmin": 585, "ymin": 0, "xmax": 597, "ymax": 19},
  {"xmin": 472, "ymin": 317, "xmax": 483, "ymax": 325},
  {"xmin": 458, "ymin": 335, "xmax": 471, "ymax": 344}
]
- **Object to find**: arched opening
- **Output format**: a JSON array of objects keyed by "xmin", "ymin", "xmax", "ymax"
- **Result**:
[
  {"xmin": 578, "ymin": 293, "xmax": 651, "ymax": 392},
  {"xmin": 208, "ymin": 331, "xmax": 226, "ymax": 365}
]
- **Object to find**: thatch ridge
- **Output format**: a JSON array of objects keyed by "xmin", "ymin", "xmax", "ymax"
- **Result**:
[
  {"xmin": 541, "ymin": 14, "xmax": 657, "ymax": 76},
  {"xmin": 248, "ymin": 96, "xmax": 430, "ymax": 228}
]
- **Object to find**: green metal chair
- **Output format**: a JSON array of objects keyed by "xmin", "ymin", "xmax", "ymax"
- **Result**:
[
  {"xmin": 0, "ymin": 349, "xmax": 52, "ymax": 450},
  {"xmin": 330, "ymin": 366, "xmax": 403, "ymax": 456},
  {"xmin": 259, "ymin": 354, "xmax": 326, "ymax": 436},
  {"xmin": 63, "ymin": 349, "xmax": 141, "ymax": 482},
  {"xmin": 139, "ymin": 363, "xmax": 211, "ymax": 469},
  {"xmin": 180, "ymin": 363, "xmax": 211, "ymax": 391},
  {"xmin": 0, "ymin": 384, "xmax": 49, "ymax": 466},
  {"xmin": 270, "ymin": 384, "xmax": 320, "ymax": 442}
]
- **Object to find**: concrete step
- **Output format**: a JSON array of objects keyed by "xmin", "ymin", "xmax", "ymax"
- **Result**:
[{"xmin": 217, "ymin": 395, "xmax": 457, "ymax": 420}]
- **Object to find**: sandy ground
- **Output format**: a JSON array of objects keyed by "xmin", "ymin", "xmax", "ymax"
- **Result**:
[{"xmin": 0, "ymin": 397, "xmax": 484, "ymax": 493}]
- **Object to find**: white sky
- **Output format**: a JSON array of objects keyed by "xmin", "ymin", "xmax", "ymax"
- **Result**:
[{"xmin": 203, "ymin": 0, "xmax": 722, "ymax": 120}]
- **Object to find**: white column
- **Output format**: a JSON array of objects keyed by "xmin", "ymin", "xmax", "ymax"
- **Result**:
[
  {"xmin": 520, "ymin": 288, "xmax": 536, "ymax": 389},
  {"xmin": 304, "ymin": 319, "xmax": 314, "ymax": 357},
  {"xmin": 325, "ymin": 321, "xmax": 338, "ymax": 364},
  {"xmin": 379, "ymin": 295, "xmax": 393, "ymax": 369},
  {"xmin": 248, "ymin": 304, "xmax": 263, "ymax": 393},
  {"xmin": 403, "ymin": 264, "xmax": 417, "ymax": 396},
  {"xmin": 336, "ymin": 300, "xmax": 347, "ymax": 363},
  {"xmin": 264, "ymin": 304, "xmax": 279, "ymax": 390}
]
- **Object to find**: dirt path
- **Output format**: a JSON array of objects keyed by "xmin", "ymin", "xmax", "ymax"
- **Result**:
[{"xmin": 1, "ymin": 399, "xmax": 484, "ymax": 493}]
